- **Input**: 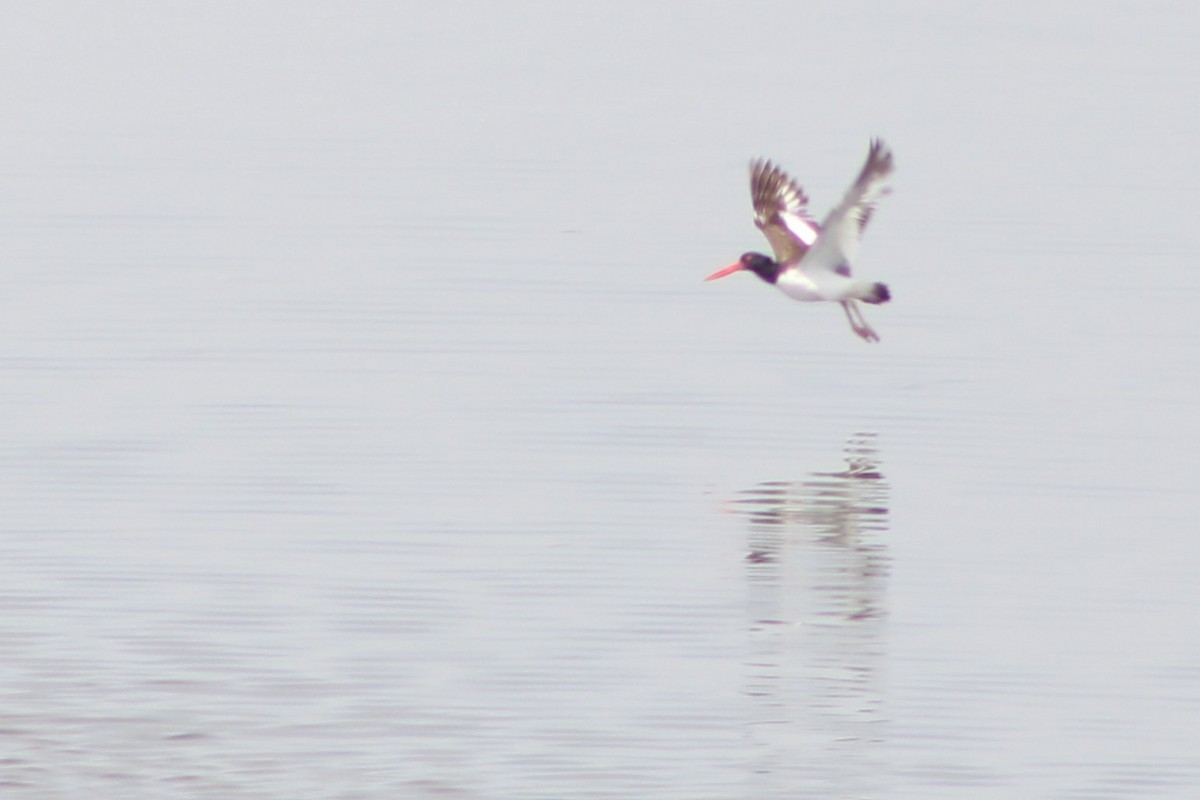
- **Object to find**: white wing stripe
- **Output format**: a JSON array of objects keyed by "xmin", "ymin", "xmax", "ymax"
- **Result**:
[{"xmin": 781, "ymin": 212, "xmax": 819, "ymax": 245}]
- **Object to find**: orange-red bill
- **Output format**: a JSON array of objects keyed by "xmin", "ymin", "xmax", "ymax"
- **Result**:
[{"xmin": 704, "ymin": 262, "xmax": 743, "ymax": 281}]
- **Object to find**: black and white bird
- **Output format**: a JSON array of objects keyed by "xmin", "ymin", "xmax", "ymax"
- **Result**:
[{"xmin": 706, "ymin": 140, "xmax": 895, "ymax": 342}]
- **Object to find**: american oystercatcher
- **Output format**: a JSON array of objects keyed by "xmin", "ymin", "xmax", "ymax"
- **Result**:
[{"xmin": 706, "ymin": 140, "xmax": 895, "ymax": 342}]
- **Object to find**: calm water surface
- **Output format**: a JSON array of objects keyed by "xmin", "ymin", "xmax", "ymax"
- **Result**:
[{"xmin": 3, "ymin": 2, "xmax": 1200, "ymax": 798}]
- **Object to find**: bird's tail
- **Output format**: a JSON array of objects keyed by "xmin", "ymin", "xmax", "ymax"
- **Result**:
[{"xmin": 857, "ymin": 281, "xmax": 891, "ymax": 305}]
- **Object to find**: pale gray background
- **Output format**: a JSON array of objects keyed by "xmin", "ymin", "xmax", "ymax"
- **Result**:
[{"xmin": 2, "ymin": 2, "xmax": 1199, "ymax": 798}]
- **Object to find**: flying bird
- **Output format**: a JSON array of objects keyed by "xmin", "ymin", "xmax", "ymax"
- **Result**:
[{"xmin": 706, "ymin": 140, "xmax": 895, "ymax": 342}]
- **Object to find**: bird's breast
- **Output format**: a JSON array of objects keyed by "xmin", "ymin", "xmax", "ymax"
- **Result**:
[{"xmin": 775, "ymin": 270, "xmax": 826, "ymax": 302}]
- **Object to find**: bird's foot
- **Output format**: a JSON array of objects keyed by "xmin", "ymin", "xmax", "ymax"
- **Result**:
[{"xmin": 854, "ymin": 324, "xmax": 880, "ymax": 343}]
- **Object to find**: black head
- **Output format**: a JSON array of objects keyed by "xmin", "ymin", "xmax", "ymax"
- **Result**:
[
  {"xmin": 739, "ymin": 252, "xmax": 782, "ymax": 284},
  {"xmin": 705, "ymin": 251, "xmax": 783, "ymax": 284}
]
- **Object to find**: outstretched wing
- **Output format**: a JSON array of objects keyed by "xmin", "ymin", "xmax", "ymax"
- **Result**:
[
  {"xmin": 808, "ymin": 139, "xmax": 895, "ymax": 272},
  {"xmin": 750, "ymin": 159, "xmax": 822, "ymax": 265}
]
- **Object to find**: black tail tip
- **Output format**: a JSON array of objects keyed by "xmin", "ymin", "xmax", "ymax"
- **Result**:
[{"xmin": 872, "ymin": 282, "xmax": 891, "ymax": 304}]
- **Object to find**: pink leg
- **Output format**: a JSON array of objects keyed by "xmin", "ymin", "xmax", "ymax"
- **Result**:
[{"xmin": 841, "ymin": 301, "xmax": 880, "ymax": 342}]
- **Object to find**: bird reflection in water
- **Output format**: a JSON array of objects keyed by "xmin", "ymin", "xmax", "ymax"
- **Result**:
[
  {"xmin": 726, "ymin": 432, "xmax": 891, "ymax": 794},
  {"xmin": 736, "ymin": 432, "xmax": 888, "ymax": 591}
]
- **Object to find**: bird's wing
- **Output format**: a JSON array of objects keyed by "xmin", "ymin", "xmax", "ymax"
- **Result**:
[
  {"xmin": 750, "ymin": 159, "xmax": 822, "ymax": 265},
  {"xmin": 805, "ymin": 139, "xmax": 894, "ymax": 275}
]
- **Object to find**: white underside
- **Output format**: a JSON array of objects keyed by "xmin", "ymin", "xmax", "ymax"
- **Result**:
[{"xmin": 776, "ymin": 269, "xmax": 862, "ymax": 302}]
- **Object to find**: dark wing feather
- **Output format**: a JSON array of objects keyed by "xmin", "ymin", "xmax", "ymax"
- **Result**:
[{"xmin": 750, "ymin": 159, "xmax": 822, "ymax": 265}]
